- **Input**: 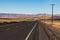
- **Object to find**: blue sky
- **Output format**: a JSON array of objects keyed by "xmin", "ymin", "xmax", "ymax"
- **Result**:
[{"xmin": 0, "ymin": 0, "xmax": 60, "ymax": 14}]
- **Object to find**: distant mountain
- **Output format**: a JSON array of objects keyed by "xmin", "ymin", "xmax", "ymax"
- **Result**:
[
  {"xmin": 48, "ymin": 16, "xmax": 60, "ymax": 20},
  {"xmin": 0, "ymin": 13, "xmax": 36, "ymax": 20},
  {"xmin": 35, "ymin": 14, "xmax": 60, "ymax": 20},
  {"xmin": 0, "ymin": 13, "xmax": 31, "ymax": 18},
  {"xmin": 0, "ymin": 13, "xmax": 60, "ymax": 20}
]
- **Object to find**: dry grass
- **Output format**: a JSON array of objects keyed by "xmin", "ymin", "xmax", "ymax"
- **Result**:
[
  {"xmin": 0, "ymin": 19, "xmax": 33, "ymax": 23},
  {"xmin": 0, "ymin": 19, "xmax": 20, "ymax": 23},
  {"xmin": 41, "ymin": 20, "xmax": 60, "ymax": 28}
]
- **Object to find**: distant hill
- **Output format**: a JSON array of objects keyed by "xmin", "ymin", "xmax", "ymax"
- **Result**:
[
  {"xmin": 48, "ymin": 16, "xmax": 60, "ymax": 20},
  {"xmin": 0, "ymin": 13, "xmax": 35, "ymax": 20},
  {"xmin": 0, "ymin": 13, "xmax": 33, "ymax": 18},
  {"xmin": 0, "ymin": 13, "xmax": 60, "ymax": 20}
]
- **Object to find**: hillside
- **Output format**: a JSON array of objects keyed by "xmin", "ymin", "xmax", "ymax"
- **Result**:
[{"xmin": 0, "ymin": 13, "xmax": 60, "ymax": 20}]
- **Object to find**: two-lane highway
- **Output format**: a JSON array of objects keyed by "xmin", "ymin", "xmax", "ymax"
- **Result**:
[{"xmin": 0, "ymin": 21, "xmax": 37, "ymax": 40}]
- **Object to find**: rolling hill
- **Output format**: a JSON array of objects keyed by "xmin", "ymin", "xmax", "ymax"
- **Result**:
[{"xmin": 0, "ymin": 13, "xmax": 60, "ymax": 20}]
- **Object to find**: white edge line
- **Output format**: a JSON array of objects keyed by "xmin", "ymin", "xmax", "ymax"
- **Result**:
[{"xmin": 25, "ymin": 23, "xmax": 38, "ymax": 40}]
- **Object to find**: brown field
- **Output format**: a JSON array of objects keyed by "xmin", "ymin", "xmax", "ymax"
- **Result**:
[
  {"xmin": 0, "ymin": 19, "xmax": 33, "ymax": 23},
  {"xmin": 41, "ymin": 20, "xmax": 60, "ymax": 28}
]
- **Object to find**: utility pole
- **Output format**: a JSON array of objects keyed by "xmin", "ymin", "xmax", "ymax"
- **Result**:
[{"xmin": 51, "ymin": 4, "xmax": 55, "ymax": 25}]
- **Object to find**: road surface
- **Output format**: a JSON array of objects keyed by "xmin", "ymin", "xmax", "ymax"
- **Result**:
[
  {"xmin": 0, "ymin": 21, "xmax": 37, "ymax": 40},
  {"xmin": 0, "ymin": 21, "xmax": 60, "ymax": 40}
]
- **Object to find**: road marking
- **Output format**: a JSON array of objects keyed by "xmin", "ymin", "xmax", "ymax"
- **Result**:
[{"xmin": 25, "ymin": 23, "xmax": 38, "ymax": 40}]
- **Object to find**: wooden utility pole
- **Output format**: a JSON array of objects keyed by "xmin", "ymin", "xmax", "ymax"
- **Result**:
[{"xmin": 51, "ymin": 4, "xmax": 55, "ymax": 25}]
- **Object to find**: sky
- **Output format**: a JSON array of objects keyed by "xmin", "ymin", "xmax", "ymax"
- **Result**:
[{"xmin": 0, "ymin": 0, "xmax": 60, "ymax": 14}]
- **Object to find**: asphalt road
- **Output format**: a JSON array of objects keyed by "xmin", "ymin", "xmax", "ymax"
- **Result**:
[
  {"xmin": 0, "ymin": 21, "xmax": 59, "ymax": 40},
  {"xmin": 0, "ymin": 21, "xmax": 37, "ymax": 40}
]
